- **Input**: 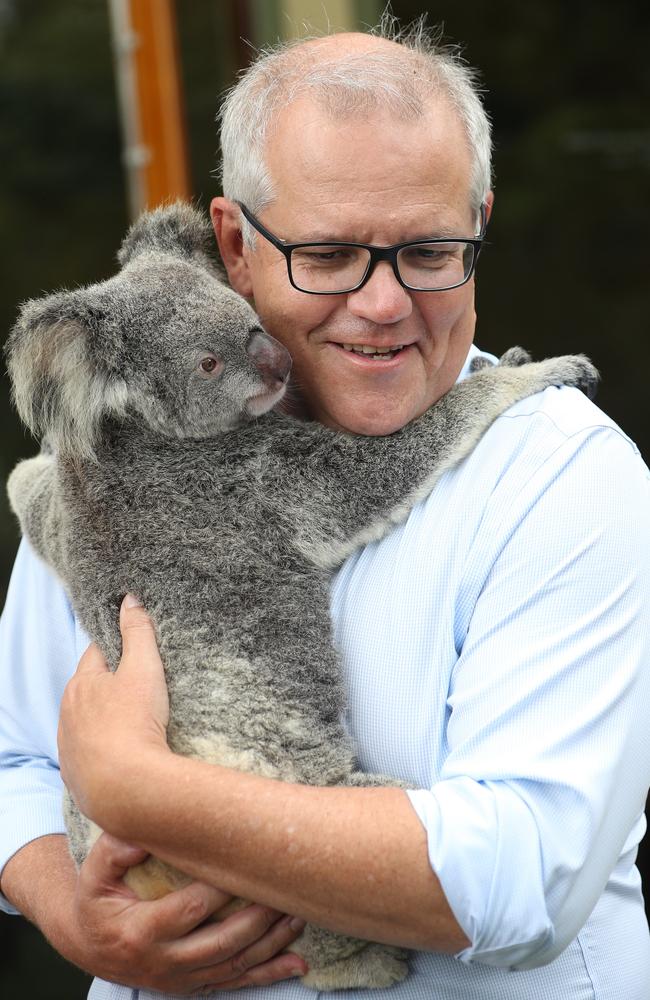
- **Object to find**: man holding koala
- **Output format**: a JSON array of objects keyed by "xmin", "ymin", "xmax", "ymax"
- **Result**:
[{"xmin": 2, "ymin": 18, "xmax": 650, "ymax": 1000}]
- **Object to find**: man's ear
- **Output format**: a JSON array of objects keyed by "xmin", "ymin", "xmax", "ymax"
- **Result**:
[
  {"xmin": 210, "ymin": 196, "xmax": 254, "ymax": 298},
  {"xmin": 483, "ymin": 190, "xmax": 495, "ymax": 227},
  {"xmin": 6, "ymin": 291, "xmax": 128, "ymax": 461}
]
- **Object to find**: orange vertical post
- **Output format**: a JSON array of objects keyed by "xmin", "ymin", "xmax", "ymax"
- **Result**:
[
  {"xmin": 109, "ymin": 0, "xmax": 191, "ymax": 218},
  {"xmin": 130, "ymin": 0, "xmax": 191, "ymax": 208}
]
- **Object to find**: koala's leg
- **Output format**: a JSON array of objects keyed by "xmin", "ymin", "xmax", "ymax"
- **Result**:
[
  {"xmin": 7, "ymin": 453, "xmax": 66, "ymax": 575},
  {"xmin": 63, "ymin": 790, "xmax": 98, "ymax": 868},
  {"xmin": 288, "ymin": 925, "xmax": 408, "ymax": 991}
]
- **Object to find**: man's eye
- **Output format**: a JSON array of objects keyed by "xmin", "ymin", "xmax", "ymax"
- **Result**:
[
  {"xmin": 407, "ymin": 247, "xmax": 447, "ymax": 262},
  {"xmin": 293, "ymin": 247, "xmax": 359, "ymax": 268},
  {"xmin": 401, "ymin": 244, "xmax": 459, "ymax": 268}
]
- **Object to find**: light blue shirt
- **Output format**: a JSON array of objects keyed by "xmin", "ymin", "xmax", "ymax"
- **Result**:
[{"xmin": 1, "ymin": 346, "xmax": 650, "ymax": 999}]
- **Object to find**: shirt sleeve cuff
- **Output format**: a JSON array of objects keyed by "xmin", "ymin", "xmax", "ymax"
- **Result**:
[
  {"xmin": 0, "ymin": 762, "xmax": 67, "ymax": 915},
  {"xmin": 406, "ymin": 780, "xmax": 554, "ymax": 968}
]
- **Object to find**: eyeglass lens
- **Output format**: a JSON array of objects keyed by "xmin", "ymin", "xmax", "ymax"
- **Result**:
[{"xmin": 289, "ymin": 242, "xmax": 475, "ymax": 292}]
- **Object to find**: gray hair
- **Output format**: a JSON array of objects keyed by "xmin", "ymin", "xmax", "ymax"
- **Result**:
[{"xmin": 218, "ymin": 12, "xmax": 492, "ymax": 245}]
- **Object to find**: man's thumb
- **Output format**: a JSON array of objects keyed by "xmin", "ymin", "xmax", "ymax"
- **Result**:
[{"xmin": 119, "ymin": 594, "xmax": 160, "ymax": 666}]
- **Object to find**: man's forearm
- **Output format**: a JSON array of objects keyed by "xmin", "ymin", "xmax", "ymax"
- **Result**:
[
  {"xmin": 1, "ymin": 835, "xmax": 84, "ymax": 964},
  {"xmin": 99, "ymin": 752, "xmax": 469, "ymax": 954}
]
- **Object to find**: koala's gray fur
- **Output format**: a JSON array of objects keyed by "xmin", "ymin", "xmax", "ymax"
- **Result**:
[{"xmin": 6, "ymin": 203, "xmax": 598, "ymax": 991}]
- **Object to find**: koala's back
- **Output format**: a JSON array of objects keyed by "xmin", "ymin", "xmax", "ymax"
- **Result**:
[{"xmin": 57, "ymin": 421, "xmax": 354, "ymax": 785}]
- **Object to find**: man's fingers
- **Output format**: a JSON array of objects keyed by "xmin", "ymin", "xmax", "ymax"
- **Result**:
[
  {"xmin": 180, "ymin": 909, "xmax": 308, "ymax": 991},
  {"xmin": 167, "ymin": 903, "xmax": 288, "ymax": 969},
  {"xmin": 145, "ymin": 881, "xmax": 236, "ymax": 939},
  {"xmin": 197, "ymin": 951, "xmax": 307, "ymax": 992},
  {"xmin": 202, "ymin": 912, "xmax": 307, "ymax": 980}
]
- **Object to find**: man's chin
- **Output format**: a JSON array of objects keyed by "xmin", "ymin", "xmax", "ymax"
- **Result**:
[{"xmin": 315, "ymin": 402, "xmax": 420, "ymax": 437}]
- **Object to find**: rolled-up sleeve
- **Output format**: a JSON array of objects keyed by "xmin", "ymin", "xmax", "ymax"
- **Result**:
[
  {"xmin": 407, "ymin": 425, "xmax": 650, "ymax": 969},
  {"xmin": 0, "ymin": 539, "xmax": 80, "ymax": 913}
]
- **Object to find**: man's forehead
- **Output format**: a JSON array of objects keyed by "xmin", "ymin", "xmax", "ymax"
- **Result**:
[
  {"xmin": 292, "ymin": 31, "xmax": 408, "ymax": 60},
  {"xmin": 267, "ymin": 90, "xmax": 463, "ymax": 155},
  {"xmin": 265, "ymin": 95, "xmax": 470, "ymax": 195}
]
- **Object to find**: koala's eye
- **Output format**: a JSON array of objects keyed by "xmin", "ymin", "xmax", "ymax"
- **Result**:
[{"xmin": 198, "ymin": 354, "xmax": 222, "ymax": 377}]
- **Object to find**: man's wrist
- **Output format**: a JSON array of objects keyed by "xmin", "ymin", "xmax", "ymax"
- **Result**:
[{"xmin": 87, "ymin": 743, "xmax": 176, "ymax": 839}]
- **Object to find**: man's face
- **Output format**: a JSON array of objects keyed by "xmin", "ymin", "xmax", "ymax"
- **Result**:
[{"xmin": 214, "ymin": 97, "xmax": 483, "ymax": 435}]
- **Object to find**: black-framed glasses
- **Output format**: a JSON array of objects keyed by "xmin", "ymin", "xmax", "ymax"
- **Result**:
[{"xmin": 238, "ymin": 202, "xmax": 487, "ymax": 295}]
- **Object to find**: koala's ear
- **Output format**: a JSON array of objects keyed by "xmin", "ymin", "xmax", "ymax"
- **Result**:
[
  {"xmin": 5, "ymin": 291, "xmax": 128, "ymax": 461},
  {"xmin": 117, "ymin": 201, "xmax": 220, "ymax": 273}
]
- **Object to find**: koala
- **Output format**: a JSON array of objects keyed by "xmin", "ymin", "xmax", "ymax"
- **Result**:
[{"xmin": 6, "ymin": 203, "xmax": 598, "ymax": 991}]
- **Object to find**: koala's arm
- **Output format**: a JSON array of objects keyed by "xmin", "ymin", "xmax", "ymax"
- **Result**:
[
  {"xmin": 271, "ymin": 354, "xmax": 598, "ymax": 569},
  {"xmin": 7, "ymin": 452, "xmax": 67, "ymax": 576}
]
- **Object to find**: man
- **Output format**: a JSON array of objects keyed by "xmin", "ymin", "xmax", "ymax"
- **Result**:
[{"xmin": 2, "ymin": 20, "xmax": 650, "ymax": 1000}]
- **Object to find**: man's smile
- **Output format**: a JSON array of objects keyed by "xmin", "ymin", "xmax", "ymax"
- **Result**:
[
  {"xmin": 342, "ymin": 342, "xmax": 404, "ymax": 355},
  {"xmin": 328, "ymin": 341, "xmax": 413, "ymax": 366}
]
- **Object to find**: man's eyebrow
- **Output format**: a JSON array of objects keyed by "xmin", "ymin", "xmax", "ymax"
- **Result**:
[
  {"xmin": 289, "ymin": 224, "xmax": 471, "ymax": 245},
  {"xmin": 288, "ymin": 229, "xmax": 358, "ymax": 243},
  {"xmin": 413, "ymin": 222, "xmax": 472, "ymax": 240}
]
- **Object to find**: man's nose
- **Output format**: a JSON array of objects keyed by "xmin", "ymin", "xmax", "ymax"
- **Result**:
[{"xmin": 346, "ymin": 261, "xmax": 413, "ymax": 324}]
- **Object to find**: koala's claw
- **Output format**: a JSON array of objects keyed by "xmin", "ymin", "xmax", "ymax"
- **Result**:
[
  {"xmin": 468, "ymin": 355, "xmax": 495, "ymax": 372},
  {"xmin": 499, "ymin": 346, "xmax": 532, "ymax": 368}
]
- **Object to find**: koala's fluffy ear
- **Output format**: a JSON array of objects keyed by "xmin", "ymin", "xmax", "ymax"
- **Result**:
[
  {"xmin": 117, "ymin": 201, "xmax": 219, "ymax": 273},
  {"xmin": 5, "ymin": 292, "xmax": 128, "ymax": 461}
]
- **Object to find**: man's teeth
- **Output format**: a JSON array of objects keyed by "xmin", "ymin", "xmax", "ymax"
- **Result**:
[{"xmin": 342, "ymin": 343, "xmax": 404, "ymax": 356}]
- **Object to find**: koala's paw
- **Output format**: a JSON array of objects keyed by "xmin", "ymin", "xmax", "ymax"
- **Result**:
[
  {"xmin": 300, "ymin": 943, "xmax": 408, "ymax": 991},
  {"xmin": 123, "ymin": 855, "xmax": 192, "ymax": 901},
  {"xmin": 567, "ymin": 355, "xmax": 600, "ymax": 399},
  {"xmin": 534, "ymin": 354, "xmax": 600, "ymax": 400}
]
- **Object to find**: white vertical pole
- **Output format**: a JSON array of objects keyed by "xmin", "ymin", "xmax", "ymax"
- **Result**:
[{"xmin": 107, "ymin": 0, "xmax": 149, "ymax": 219}]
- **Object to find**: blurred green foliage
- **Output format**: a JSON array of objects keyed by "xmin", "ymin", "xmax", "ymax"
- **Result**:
[
  {"xmin": 0, "ymin": 0, "xmax": 126, "ymax": 605},
  {"xmin": 0, "ymin": 1, "xmax": 648, "ymax": 996},
  {"xmin": 0, "ymin": 911, "xmax": 91, "ymax": 997}
]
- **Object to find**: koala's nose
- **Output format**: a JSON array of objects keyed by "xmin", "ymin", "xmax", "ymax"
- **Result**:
[{"xmin": 246, "ymin": 330, "xmax": 292, "ymax": 387}]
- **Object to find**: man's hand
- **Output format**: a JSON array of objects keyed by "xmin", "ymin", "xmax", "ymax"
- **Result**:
[
  {"xmin": 58, "ymin": 594, "xmax": 172, "ymax": 822},
  {"xmin": 71, "ymin": 834, "xmax": 307, "ymax": 992},
  {"xmin": 2, "ymin": 833, "xmax": 307, "ymax": 994}
]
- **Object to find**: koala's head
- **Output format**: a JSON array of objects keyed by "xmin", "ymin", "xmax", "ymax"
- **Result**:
[{"xmin": 6, "ymin": 203, "xmax": 291, "ymax": 459}]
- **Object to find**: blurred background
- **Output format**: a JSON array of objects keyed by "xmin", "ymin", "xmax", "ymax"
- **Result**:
[{"xmin": 0, "ymin": 0, "xmax": 648, "ymax": 995}]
